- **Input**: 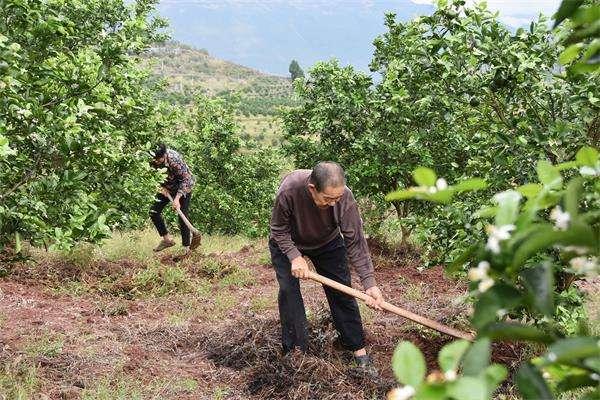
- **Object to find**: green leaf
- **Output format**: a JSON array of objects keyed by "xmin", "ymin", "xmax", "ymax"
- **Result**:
[
  {"xmin": 511, "ymin": 223, "xmax": 596, "ymax": 271},
  {"xmin": 481, "ymin": 323, "xmax": 555, "ymax": 344},
  {"xmin": 546, "ymin": 338, "xmax": 600, "ymax": 363},
  {"xmin": 557, "ymin": 373, "xmax": 597, "ymax": 391},
  {"xmin": 516, "ymin": 363, "xmax": 553, "ymax": 400},
  {"xmin": 584, "ymin": 357, "xmax": 600, "ymax": 373},
  {"xmin": 426, "ymin": 189, "xmax": 454, "ymax": 203},
  {"xmin": 474, "ymin": 206, "xmax": 498, "ymax": 219},
  {"xmin": 462, "ymin": 338, "xmax": 491, "ymax": 376},
  {"xmin": 413, "ymin": 167, "xmax": 437, "ymax": 187},
  {"xmin": 556, "ymin": 160, "xmax": 579, "ymax": 171},
  {"xmin": 439, "ymin": 340, "xmax": 470, "ymax": 373},
  {"xmin": 493, "ymin": 190, "xmax": 522, "ymax": 226},
  {"xmin": 517, "ymin": 183, "xmax": 542, "ymax": 199},
  {"xmin": 576, "ymin": 146, "xmax": 599, "ymax": 167},
  {"xmin": 448, "ymin": 244, "xmax": 479, "ymax": 274},
  {"xmin": 482, "ymin": 364, "xmax": 508, "ymax": 394},
  {"xmin": 385, "ymin": 189, "xmax": 420, "ymax": 202},
  {"xmin": 536, "ymin": 160, "xmax": 562, "ymax": 187},
  {"xmin": 553, "ymin": 0, "xmax": 585, "ymax": 28},
  {"xmin": 472, "ymin": 283, "xmax": 523, "ymax": 329},
  {"xmin": 559, "ymin": 43, "xmax": 584, "ymax": 65},
  {"xmin": 521, "ymin": 264, "xmax": 554, "ymax": 317},
  {"xmin": 14, "ymin": 232, "xmax": 21, "ymax": 253},
  {"xmin": 414, "ymin": 384, "xmax": 446, "ymax": 400},
  {"xmin": 453, "ymin": 178, "xmax": 488, "ymax": 192},
  {"xmin": 392, "ymin": 341, "xmax": 426, "ymax": 388},
  {"xmin": 564, "ymin": 177, "xmax": 583, "ymax": 217},
  {"xmin": 447, "ymin": 377, "xmax": 487, "ymax": 400}
]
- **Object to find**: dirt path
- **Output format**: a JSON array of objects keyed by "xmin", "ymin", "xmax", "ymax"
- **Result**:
[{"xmin": 0, "ymin": 242, "xmax": 507, "ymax": 399}]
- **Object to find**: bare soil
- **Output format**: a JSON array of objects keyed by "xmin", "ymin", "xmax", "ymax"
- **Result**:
[{"xmin": 0, "ymin": 240, "xmax": 528, "ymax": 399}]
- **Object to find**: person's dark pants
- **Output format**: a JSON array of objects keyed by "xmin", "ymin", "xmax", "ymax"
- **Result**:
[
  {"xmin": 269, "ymin": 236, "xmax": 366, "ymax": 354},
  {"xmin": 149, "ymin": 192, "xmax": 192, "ymax": 246}
]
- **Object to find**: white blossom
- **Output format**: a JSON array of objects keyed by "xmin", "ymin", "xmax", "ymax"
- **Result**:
[
  {"xmin": 493, "ymin": 190, "xmax": 522, "ymax": 205},
  {"xmin": 542, "ymin": 371, "xmax": 551, "ymax": 379},
  {"xmin": 436, "ymin": 178, "xmax": 448, "ymax": 191},
  {"xmin": 444, "ymin": 370, "xmax": 457, "ymax": 381},
  {"xmin": 550, "ymin": 206, "xmax": 570, "ymax": 231},
  {"xmin": 387, "ymin": 385, "xmax": 416, "ymax": 400},
  {"xmin": 478, "ymin": 277, "xmax": 495, "ymax": 292},
  {"xmin": 468, "ymin": 261, "xmax": 490, "ymax": 281},
  {"xmin": 580, "ymin": 166, "xmax": 600, "ymax": 176},
  {"xmin": 485, "ymin": 225, "xmax": 516, "ymax": 254}
]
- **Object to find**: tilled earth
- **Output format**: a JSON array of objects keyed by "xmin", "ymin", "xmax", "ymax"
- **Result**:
[{"xmin": 0, "ymin": 239, "xmax": 532, "ymax": 399}]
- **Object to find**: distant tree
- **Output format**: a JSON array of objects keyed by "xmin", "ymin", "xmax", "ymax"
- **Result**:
[{"xmin": 289, "ymin": 60, "xmax": 305, "ymax": 81}]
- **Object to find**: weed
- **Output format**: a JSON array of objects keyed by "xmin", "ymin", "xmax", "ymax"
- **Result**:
[
  {"xmin": 0, "ymin": 358, "xmax": 39, "ymax": 399},
  {"xmin": 81, "ymin": 377, "xmax": 144, "ymax": 400},
  {"xmin": 52, "ymin": 280, "xmax": 89, "ymax": 297},
  {"xmin": 250, "ymin": 295, "xmax": 273, "ymax": 313},
  {"xmin": 24, "ymin": 332, "xmax": 64, "ymax": 358},
  {"xmin": 218, "ymin": 268, "xmax": 255, "ymax": 288},
  {"xmin": 403, "ymin": 282, "xmax": 425, "ymax": 302},
  {"xmin": 213, "ymin": 385, "xmax": 230, "ymax": 400},
  {"xmin": 133, "ymin": 265, "xmax": 192, "ymax": 297}
]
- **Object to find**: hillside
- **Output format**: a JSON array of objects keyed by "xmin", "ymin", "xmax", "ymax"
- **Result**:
[{"xmin": 144, "ymin": 41, "xmax": 296, "ymax": 117}]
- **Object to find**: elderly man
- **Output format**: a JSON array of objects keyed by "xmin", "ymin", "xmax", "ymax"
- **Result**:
[{"xmin": 269, "ymin": 161, "xmax": 384, "ymax": 372}]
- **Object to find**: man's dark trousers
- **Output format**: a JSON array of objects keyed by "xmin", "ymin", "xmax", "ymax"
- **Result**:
[
  {"xmin": 269, "ymin": 235, "xmax": 366, "ymax": 353},
  {"xmin": 150, "ymin": 192, "xmax": 192, "ymax": 246}
]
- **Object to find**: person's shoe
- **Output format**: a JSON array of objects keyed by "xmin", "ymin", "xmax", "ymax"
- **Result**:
[
  {"xmin": 153, "ymin": 238, "xmax": 175, "ymax": 252},
  {"xmin": 351, "ymin": 354, "xmax": 378, "ymax": 378}
]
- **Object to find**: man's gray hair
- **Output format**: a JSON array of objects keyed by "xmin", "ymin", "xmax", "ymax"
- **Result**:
[{"xmin": 309, "ymin": 161, "xmax": 346, "ymax": 192}]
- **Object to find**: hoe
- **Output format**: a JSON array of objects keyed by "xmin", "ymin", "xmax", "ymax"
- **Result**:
[
  {"xmin": 165, "ymin": 193, "xmax": 202, "ymax": 250},
  {"xmin": 308, "ymin": 271, "xmax": 474, "ymax": 341}
]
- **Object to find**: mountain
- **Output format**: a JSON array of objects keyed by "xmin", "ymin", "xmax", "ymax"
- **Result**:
[
  {"xmin": 156, "ymin": 0, "xmax": 435, "ymax": 76},
  {"xmin": 144, "ymin": 41, "xmax": 296, "ymax": 116},
  {"xmin": 143, "ymin": 41, "xmax": 295, "ymax": 145}
]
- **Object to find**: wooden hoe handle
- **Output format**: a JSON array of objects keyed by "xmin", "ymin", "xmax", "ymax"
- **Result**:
[
  {"xmin": 165, "ymin": 192, "xmax": 199, "ymax": 235},
  {"xmin": 307, "ymin": 271, "xmax": 474, "ymax": 341}
]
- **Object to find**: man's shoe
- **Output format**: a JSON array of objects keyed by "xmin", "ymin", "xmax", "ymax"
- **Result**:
[
  {"xmin": 153, "ymin": 238, "xmax": 175, "ymax": 252},
  {"xmin": 351, "ymin": 354, "xmax": 378, "ymax": 378}
]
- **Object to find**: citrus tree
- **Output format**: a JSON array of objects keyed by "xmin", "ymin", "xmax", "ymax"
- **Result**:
[
  {"xmin": 0, "ymin": 0, "xmax": 171, "ymax": 250},
  {"xmin": 283, "ymin": 0, "xmax": 598, "ymax": 261},
  {"xmin": 386, "ymin": 2, "xmax": 599, "ymax": 398},
  {"xmin": 167, "ymin": 95, "xmax": 283, "ymax": 237}
]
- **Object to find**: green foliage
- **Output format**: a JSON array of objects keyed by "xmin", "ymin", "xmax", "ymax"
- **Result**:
[
  {"xmin": 389, "ymin": 338, "xmax": 507, "ymax": 400},
  {"xmin": 0, "ymin": 0, "xmax": 171, "ymax": 250},
  {"xmin": 289, "ymin": 59, "xmax": 305, "ymax": 81},
  {"xmin": 283, "ymin": 0, "xmax": 598, "ymax": 264},
  {"xmin": 555, "ymin": 0, "xmax": 600, "ymax": 73},
  {"xmin": 389, "ymin": 147, "xmax": 599, "ymax": 399},
  {"xmin": 167, "ymin": 95, "xmax": 283, "ymax": 237}
]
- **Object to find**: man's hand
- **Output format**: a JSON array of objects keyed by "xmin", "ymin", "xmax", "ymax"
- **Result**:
[
  {"xmin": 172, "ymin": 196, "xmax": 181, "ymax": 211},
  {"xmin": 291, "ymin": 256, "xmax": 310, "ymax": 279},
  {"xmin": 365, "ymin": 286, "xmax": 384, "ymax": 310}
]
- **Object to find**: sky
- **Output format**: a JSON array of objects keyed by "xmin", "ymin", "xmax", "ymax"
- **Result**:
[
  {"xmin": 156, "ymin": 0, "xmax": 563, "ymax": 76},
  {"xmin": 410, "ymin": 0, "xmax": 561, "ymax": 27}
]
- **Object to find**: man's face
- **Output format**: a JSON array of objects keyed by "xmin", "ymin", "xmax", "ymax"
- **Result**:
[{"xmin": 308, "ymin": 184, "xmax": 345, "ymax": 209}]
